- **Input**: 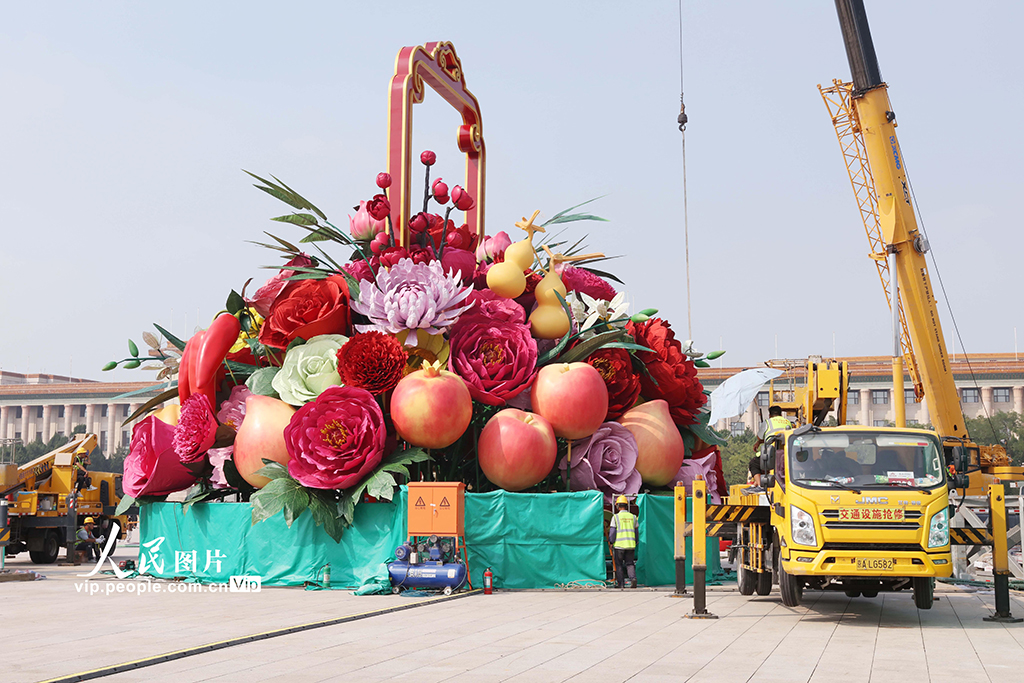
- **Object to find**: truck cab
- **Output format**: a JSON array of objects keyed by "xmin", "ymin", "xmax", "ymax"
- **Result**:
[{"xmin": 763, "ymin": 424, "xmax": 952, "ymax": 607}]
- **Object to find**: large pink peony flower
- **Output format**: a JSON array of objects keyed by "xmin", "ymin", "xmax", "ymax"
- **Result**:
[
  {"xmin": 559, "ymin": 264, "xmax": 617, "ymax": 302},
  {"xmin": 559, "ymin": 422, "xmax": 642, "ymax": 505},
  {"xmin": 123, "ymin": 416, "xmax": 199, "ymax": 498},
  {"xmin": 173, "ymin": 394, "xmax": 218, "ymax": 463},
  {"xmin": 284, "ymin": 385, "xmax": 387, "ymax": 489},
  {"xmin": 460, "ymin": 289, "xmax": 526, "ymax": 325},
  {"xmin": 449, "ymin": 318, "xmax": 538, "ymax": 406},
  {"xmin": 246, "ymin": 254, "xmax": 315, "ymax": 318}
]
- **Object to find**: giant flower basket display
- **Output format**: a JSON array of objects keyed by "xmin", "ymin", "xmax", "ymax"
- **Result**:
[{"xmin": 109, "ymin": 42, "xmax": 728, "ymax": 542}]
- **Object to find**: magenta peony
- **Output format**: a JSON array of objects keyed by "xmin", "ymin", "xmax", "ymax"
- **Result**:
[
  {"xmin": 284, "ymin": 385, "xmax": 387, "ymax": 489},
  {"xmin": 440, "ymin": 247, "xmax": 476, "ymax": 285},
  {"xmin": 559, "ymin": 422, "xmax": 642, "ymax": 505},
  {"xmin": 449, "ymin": 318, "xmax": 538, "ymax": 406},
  {"xmin": 173, "ymin": 394, "xmax": 218, "ymax": 463},
  {"xmin": 349, "ymin": 200, "xmax": 386, "ymax": 241},
  {"xmin": 559, "ymin": 264, "xmax": 617, "ymax": 302},
  {"xmin": 342, "ymin": 258, "xmax": 374, "ymax": 283},
  {"xmin": 461, "ymin": 288, "xmax": 526, "ymax": 325},
  {"xmin": 246, "ymin": 254, "xmax": 314, "ymax": 318},
  {"xmin": 123, "ymin": 416, "xmax": 199, "ymax": 498}
]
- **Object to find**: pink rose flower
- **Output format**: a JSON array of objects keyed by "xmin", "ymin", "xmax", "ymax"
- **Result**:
[
  {"xmin": 449, "ymin": 318, "xmax": 538, "ymax": 406},
  {"xmin": 246, "ymin": 254, "xmax": 315, "ymax": 318},
  {"xmin": 349, "ymin": 200, "xmax": 386, "ymax": 241},
  {"xmin": 476, "ymin": 230, "xmax": 512, "ymax": 263},
  {"xmin": 560, "ymin": 422, "xmax": 642, "ymax": 505},
  {"xmin": 123, "ymin": 417, "xmax": 199, "ymax": 498},
  {"xmin": 174, "ymin": 393, "xmax": 218, "ymax": 463},
  {"xmin": 284, "ymin": 385, "xmax": 387, "ymax": 489}
]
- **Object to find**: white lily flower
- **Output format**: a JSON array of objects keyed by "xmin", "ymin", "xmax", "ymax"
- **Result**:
[{"xmin": 681, "ymin": 339, "xmax": 703, "ymax": 359}]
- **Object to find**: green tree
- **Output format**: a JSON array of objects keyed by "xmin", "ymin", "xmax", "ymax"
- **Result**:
[
  {"xmin": 719, "ymin": 428, "xmax": 757, "ymax": 487},
  {"xmin": 89, "ymin": 445, "xmax": 127, "ymax": 475},
  {"xmin": 965, "ymin": 411, "xmax": 1024, "ymax": 465},
  {"xmin": 13, "ymin": 432, "xmax": 72, "ymax": 465}
]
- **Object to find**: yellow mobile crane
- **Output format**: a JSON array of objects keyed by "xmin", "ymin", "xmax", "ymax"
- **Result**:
[
  {"xmin": 818, "ymin": 1, "xmax": 1024, "ymax": 494},
  {"xmin": 1, "ymin": 434, "xmax": 128, "ymax": 563}
]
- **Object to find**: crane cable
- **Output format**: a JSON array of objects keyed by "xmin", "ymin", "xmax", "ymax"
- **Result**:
[{"xmin": 677, "ymin": 0, "xmax": 692, "ymax": 340}]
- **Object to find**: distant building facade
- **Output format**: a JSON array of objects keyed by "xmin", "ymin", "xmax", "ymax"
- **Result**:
[
  {"xmin": 699, "ymin": 354, "xmax": 1024, "ymax": 437},
  {"xmin": 0, "ymin": 371, "xmax": 166, "ymax": 455}
]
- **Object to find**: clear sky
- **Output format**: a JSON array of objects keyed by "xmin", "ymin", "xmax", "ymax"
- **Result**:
[{"xmin": 1, "ymin": 1, "xmax": 1021, "ymax": 382}]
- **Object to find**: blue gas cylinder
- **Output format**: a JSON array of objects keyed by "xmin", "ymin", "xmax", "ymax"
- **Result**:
[{"xmin": 389, "ymin": 560, "xmax": 467, "ymax": 592}]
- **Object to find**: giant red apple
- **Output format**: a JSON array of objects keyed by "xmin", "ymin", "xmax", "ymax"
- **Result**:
[
  {"xmin": 391, "ymin": 361, "xmax": 472, "ymax": 448},
  {"xmin": 530, "ymin": 362, "xmax": 609, "ymax": 439},
  {"xmin": 618, "ymin": 400, "xmax": 685, "ymax": 486},
  {"xmin": 478, "ymin": 409, "xmax": 557, "ymax": 491},
  {"xmin": 233, "ymin": 395, "xmax": 296, "ymax": 488}
]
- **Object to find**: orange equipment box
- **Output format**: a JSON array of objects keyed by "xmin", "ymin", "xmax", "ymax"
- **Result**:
[{"xmin": 408, "ymin": 482, "xmax": 465, "ymax": 536}]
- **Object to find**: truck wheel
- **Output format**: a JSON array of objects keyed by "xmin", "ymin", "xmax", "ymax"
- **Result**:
[
  {"xmin": 912, "ymin": 577, "xmax": 934, "ymax": 610},
  {"xmin": 845, "ymin": 589, "xmax": 862, "ymax": 598},
  {"xmin": 774, "ymin": 538, "xmax": 802, "ymax": 607},
  {"xmin": 738, "ymin": 565, "xmax": 756, "ymax": 595},
  {"xmin": 755, "ymin": 570, "xmax": 773, "ymax": 596},
  {"xmin": 29, "ymin": 531, "xmax": 61, "ymax": 564}
]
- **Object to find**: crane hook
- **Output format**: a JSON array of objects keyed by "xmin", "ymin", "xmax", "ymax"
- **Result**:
[{"xmin": 677, "ymin": 93, "xmax": 687, "ymax": 132}]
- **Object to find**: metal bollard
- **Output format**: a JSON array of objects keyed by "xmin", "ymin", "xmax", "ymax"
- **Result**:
[
  {"xmin": 984, "ymin": 483, "xmax": 1022, "ymax": 623},
  {"xmin": 685, "ymin": 479, "xmax": 718, "ymax": 619},
  {"xmin": 673, "ymin": 485, "xmax": 687, "ymax": 596}
]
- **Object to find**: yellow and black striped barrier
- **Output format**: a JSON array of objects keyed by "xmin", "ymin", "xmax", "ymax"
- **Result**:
[{"xmin": 949, "ymin": 527, "xmax": 993, "ymax": 546}]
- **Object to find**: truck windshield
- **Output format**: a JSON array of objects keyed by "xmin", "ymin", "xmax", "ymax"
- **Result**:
[{"xmin": 788, "ymin": 431, "xmax": 944, "ymax": 490}]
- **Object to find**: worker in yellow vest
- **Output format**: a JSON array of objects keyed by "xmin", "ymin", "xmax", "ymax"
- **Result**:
[
  {"xmin": 748, "ymin": 406, "xmax": 794, "ymax": 487},
  {"xmin": 608, "ymin": 495, "xmax": 638, "ymax": 589}
]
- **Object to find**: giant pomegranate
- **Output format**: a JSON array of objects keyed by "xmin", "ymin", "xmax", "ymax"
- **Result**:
[
  {"xmin": 233, "ymin": 395, "xmax": 296, "ymax": 488},
  {"xmin": 391, "ymin": 361, "xmax": 472, "ymax": 448}
]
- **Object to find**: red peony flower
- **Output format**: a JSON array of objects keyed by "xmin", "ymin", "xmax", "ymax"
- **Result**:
[
  {"xmin": 586, "ymin": 348, "xmax": 642, "ymax": 421},
  {"xmin": 342, "ymin": 259, "xmax": 374, "ymax": 283},
  {"xmin": 378, "ymin": 246, "xmax": 409, "ymax": 270},
  {"xmin": 173, "ymin": 393, "xmax": 218, "ymax": 463},
  {"xmin": 627, "ymin": 317, "xmax": 707, "ymax": 425},
  {"xmin": 366, "ymin": 194, "xmax": 391, "ymax": 220},
  {"xmin": 336, "ymin": 331, "xmax": 407, "ymax": 395},
  {"xmin": 258, "ymin": 275, "xmax": 351, "ymax": 351},
  {"xmin": 560, "ymin": 264, "xmax": 617, "ymax": 302},
  {"xmin": 284, "ymin": 385, "xmax": 387, "ymax": 489},
  {"xmin": 449, "ymin": 318, "xmax": 538, "ymax": 406},
  {"xmin": 123, "ymin": 416, "xmax": 199, "ymax": 498}
]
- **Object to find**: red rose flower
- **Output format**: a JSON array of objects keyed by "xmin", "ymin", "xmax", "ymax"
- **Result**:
[
  {"xmin": 627, "ymin": 317, "xmax": 707, "ymax": 425},
  {"xmin": 173, "ymin": 393, "xmax": 218, "ymax": 463},
  {"xmin": 123, "ymin": 417, "xmax": 198, "ymax": 497},
  {"xmin": 586, "ymin": 348, "xmax": 641, "ymax": 421},
  {"xmin": 366, "ymin": 194, "xmax": 391, "ymax": 220},
  {"xmin": 336, "ymin": 331, "xmax": 406, "ymax": 395},
  {"xmin": 284, "ymin": 385, "xmax": 386, "ymax": 489},
  {"xmin": 258, "ymin": 275, "xmax": 351, "ymax": 351}
]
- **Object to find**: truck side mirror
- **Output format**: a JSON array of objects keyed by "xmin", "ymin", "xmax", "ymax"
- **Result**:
[{"xmin": 760, "ymin": 444, "xmax": 776, "ymax": 477}]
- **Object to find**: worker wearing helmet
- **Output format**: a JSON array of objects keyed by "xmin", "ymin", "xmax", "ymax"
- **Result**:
[
  {"xmin": 608, "ymin": 495, "xmax": 638, "ymax": 589},
  {"xmin": 76, "ymin": 517, "xmax": 101, "ymax": 562},
  {"xmin": 748, "ymin": 406, "xmax": 794, "ymax": 487}
]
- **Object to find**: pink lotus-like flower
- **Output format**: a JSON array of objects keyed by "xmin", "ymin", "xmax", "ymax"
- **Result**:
[
  {"xmin": 349, "ymin": 200, "xmax": 386, "ymax": 241},
  {"xmin": 123, "ymin": 416, "xmax": 199, "ymax": 498},
  {"xmin": 449, "ymin": 318, "xmax": 538, "ymax": 406},
  {"xmin": 246, "ymin": 254, "xmax": 314, "ymax": 318},
  {"xmin": 560, "ymin": 422, "xmax": 642, "ymax": 505},
  {"xmin": 207, "ymin": 385, "xmax": 251, "ymax": 488},
  {"xmin": 475, "ymin": 231, "xmax": 512, "ymax": 263},
  {"xmin": 174, "ymin": 394, "xmax": 218, "ymax": 463},
  {"xmin": 284, "ymin": 385, "xmax": 387, "ymax": 489},
  {"xmin": 351, "ymin": 257, "xmax": 472, "ymax": 335},
  {"xmin": 559, "ymin": 264, "xmax": 617, "ymax": 302}
]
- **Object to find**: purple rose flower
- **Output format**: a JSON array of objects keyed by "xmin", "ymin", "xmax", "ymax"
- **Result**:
[
  {"xmin": 449, "ymin": 318, "xmax": 537, "ymax": 406},
  {"xmin": 559, "ymin": 422, "xmax": 641, "ymax": 505},
  {"xmin": 284, "ymin": 385, "xmax": 386, "ymax": 489}
]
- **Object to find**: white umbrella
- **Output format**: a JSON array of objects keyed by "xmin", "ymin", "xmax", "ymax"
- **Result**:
[{"xmin": 709, "ymin": 368, "xmax": 784, "ymax": 425}]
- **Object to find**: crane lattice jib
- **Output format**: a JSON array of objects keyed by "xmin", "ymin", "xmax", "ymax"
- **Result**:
[{"xmin": 817, "ymin": 79, "xmax": 923, "ymax": 400}]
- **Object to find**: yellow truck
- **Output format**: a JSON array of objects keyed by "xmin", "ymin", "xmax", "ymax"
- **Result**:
[{"xmin": 1, "ymin": 434, "xmax": 129, "ymax": 564}]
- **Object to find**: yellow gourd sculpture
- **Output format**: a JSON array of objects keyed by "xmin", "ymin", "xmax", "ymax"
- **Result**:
[
  {"xmin": 486, "ymin": 210, "xmax": 544, "ymax": 298},
  {"xmin": 528, "ymin": 245, "xmax": 605, "ymax": 339}
]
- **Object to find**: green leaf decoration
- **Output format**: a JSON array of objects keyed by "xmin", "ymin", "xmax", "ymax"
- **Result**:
[
  {"xmin": 115, "ymin": 495, "xmax": 136, "ymax": 516},
  {"xmin": 253, "ymin": 459, "xmax": 291, "ymax": 481},
  {"xmin": 599, "ymin": 342, "xmax": 654, "ymax": 354},
  {"xmin": 541, "ymin": 196, "xmax": 607, "ymax": 227},
  {"xmin": 226, "ymin": 290, "xmax": 246, "ymax": 315},
  {"xmin": 122, "ymin": 386, "xmax": 179, "ymax": 426},
  {"xmin": 337, "ymin": 446, "xmax": 432, "ymax": 526},
  {"xmin": 308, "ymin": 490, "xmax": 346, "ymax": 542},
  {"xmin": 298, "ymin": 229, "xmax": 334, "ymax": 243},
  {"xmin": 272, "ymin": 213, "xmax": 319, "ymax": 227},
  {"xmin": 250, "ymin": 476, "xmax": 309, "ymax": 528},
  {"xmin": 694, "ymin": 359, "xmax": 711, "ymax": 368},
  {"xmin": 340, "ymin": 271, "xmax": 361, "ymax": 302},
  {"xmin": 244, "ymin": 171, "xmax": 328, "ymax": 222},
  {"xmin": 223, "ymin": 359, "xmax": 259, "ymax": 380},
  {"xmin": 638, "ymin": 308, "xmax": 659, "ymax": 317},
  {"xmin": 705, "ymin": 350, "xmax": 726, "ymax": 360},
  {"xmin": 687, "ymin": 418, "xmax": 727, "ymax": 447},
  {"xmin": 246, "ymin": 367, "xmax": 280, "ymax": 398},
  {"xmin": 182, "ymin": 484, "xmax": 214, "ymax": 515},
  {"xmin": 364, "ymin": 470, "xmax": 398, "ymax": 502},
  {"xmin": 102, "ymin": 361, "xmax": 117, "ymax": 372},
  {"xmin": 680, "ymin": 429, "xmax": 696, "ymax": 453},
  {"xmin": 576, "ymin": 266, "xmax": 624, "ymax": 285},
  {"xmin": 544, "ymin": 212, "xmax": 609, "ymax": 226},
  {"xmin": 123, "ymin": 360, "xmax": 142, "ymax": 370},
  {"xmin": 557, "ymin": 329, "xmax": 628, "ymax": 365},
  {"xmin": 153, "ymin": 324, "xmax": 186, "ymax": 351},
  {"xmin": 128, "ymin": 339, "xmax": 139, "ymax": 357}
]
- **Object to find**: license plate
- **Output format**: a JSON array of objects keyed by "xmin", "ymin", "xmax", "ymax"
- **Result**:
[
  {"xmin": 838, "ymin": 507, "xmax": 904, "ymax": 521},
  {"xmin": 856, "ymin": 558, "xmax": 895, "ymax": 571}
]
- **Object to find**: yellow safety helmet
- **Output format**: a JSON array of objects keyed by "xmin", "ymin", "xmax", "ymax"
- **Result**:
[
  {"xmin": 84, "ymin": 517, "xmax": 95, "ymax": 524},
  {"xmin": 615, "ymin": 495, "xmax": 628, "ymax": 506}
]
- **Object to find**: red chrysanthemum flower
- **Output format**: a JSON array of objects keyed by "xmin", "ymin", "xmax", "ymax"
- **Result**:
[
  {"xmin": 336, "ymin": 331, "xmax": 407, "ymax": 395},
  {"xmin": 626, "ymin": 317, "xmax": 707, "ymax": 425},
  {"xmin": 173, "ymin": 393, "xmax": 218, "ymax": 463},
  {"xmin": 586, "ymin": 348, "xmax": 642, "ymax": 421}
]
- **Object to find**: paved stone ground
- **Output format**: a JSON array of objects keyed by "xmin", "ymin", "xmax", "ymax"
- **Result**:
[{"xmin": 3, "ymin": 547, "xmax": 1024, "ymax": 683}]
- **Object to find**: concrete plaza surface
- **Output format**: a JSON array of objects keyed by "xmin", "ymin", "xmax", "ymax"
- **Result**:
[{"xmin": 3, "ymin": 548, "xmax": 1024, "ymax": 683}]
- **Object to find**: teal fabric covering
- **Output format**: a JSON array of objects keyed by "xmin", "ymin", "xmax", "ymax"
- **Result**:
[
  {"xmin": 635, "ymin": 493, "xmax": 726, "ymax": 586},
  {"xmin": 463, "ymin": 490, "xmax": 605, "ymax": 589}
]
